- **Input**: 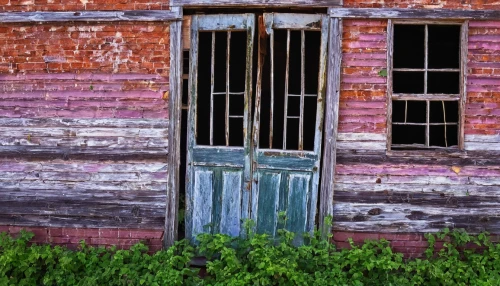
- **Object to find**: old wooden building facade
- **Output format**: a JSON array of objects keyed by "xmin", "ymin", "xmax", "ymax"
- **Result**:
[{"xmin": 1, "ymin": 0, "xmax": 500, "ymax": 256}]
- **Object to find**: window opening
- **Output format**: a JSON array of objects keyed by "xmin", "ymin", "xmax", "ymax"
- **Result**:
[
  {"xmin": 196, "ymin": 31, "xmax": 247, "ymax": 147},
  {"xmin": 258, "ymin": 28, "xmax": 321, "ymax": 151},
  {"xmin": 391, "ymin": 24, "xmax": 461, "ymax": 149}
]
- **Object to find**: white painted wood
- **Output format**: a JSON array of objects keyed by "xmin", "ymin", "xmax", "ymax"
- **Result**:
[
  {"xmin": 465, "ymin": 134, "xmax": 500, "ymax": 143},
  {"xmin": 469, "ymin": 177, "xmax": 500, "ymax": 186},
  {"xmin": 197, "ymin": 14, "xmax": 254, "ymax": 31},
  {"xmin": 337, "ymin": 133, "xmax": 386, "ymax": 141},
  {"xmin": 336, "ymin": 142, "xmax": 386, "ymax": 150},
  {"xmin": 269, "ymin": 13, "xmax": 324, "ymax": 30},
  {"xmin": 220, "ymin": 171, "xmax": 242, "ymax": 236},
  {"xmin": 465, "ymin": 142, "xmax": 500, "ymax": 151}
]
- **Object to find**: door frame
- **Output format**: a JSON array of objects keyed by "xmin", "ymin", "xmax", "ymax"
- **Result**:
[{"xmin": 166, "ymin": 8, "xmax": 342, "ymax": 246}]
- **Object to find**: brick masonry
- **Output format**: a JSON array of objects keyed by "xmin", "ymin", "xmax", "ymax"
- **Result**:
[
  {"xmin": 0, "ymin": 225, "xmax": 164, "ymax": 252},
  {"xmin": 333, "ymin": 231, "xmax": 496, "ymax": 259}
]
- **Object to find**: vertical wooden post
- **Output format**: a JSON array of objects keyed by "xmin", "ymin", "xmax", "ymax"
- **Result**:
[
  {"xmin": 165, "ymin": 6, "xmax": 183, "ymax": 248},
  {"xmin": 319, "ymin": 17, "xmax": 342, "ymax": 236},
  {"xmin": 459, "ymin": 21, "xmax": 468, "ymax": 150},
  {"xmin": 386, "ymin": 20, "xmax": 393, "ymax": 152}
]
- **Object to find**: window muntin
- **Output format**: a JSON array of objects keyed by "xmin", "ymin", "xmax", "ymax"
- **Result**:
[{"xmin": 391, "ymin": 23, "xmax": 463, "ymax": 150}]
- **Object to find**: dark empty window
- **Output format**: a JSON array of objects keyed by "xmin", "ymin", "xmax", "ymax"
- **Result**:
[
  {"xmin": 391, "ymin": 24, "xmax": 462, "ymax": 149},
  {"xmin": 196, "ymin": 31, "xmax": 248, "ymax": 147}
]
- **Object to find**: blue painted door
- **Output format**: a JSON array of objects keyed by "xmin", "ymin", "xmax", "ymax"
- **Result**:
[
  {"xmin": 251, "ymin": 14, "xmax": 329, "ymax": 239},
  {"xmin": 186, "ymin": 13, "xmax": 328, "ymax": 242},
  {"xmin": 185, "ymin": 14, "xmax": 255, "ymax": 241}
]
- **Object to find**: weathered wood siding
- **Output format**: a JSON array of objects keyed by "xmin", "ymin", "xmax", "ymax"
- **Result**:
[
  {"xmin": 0, "ymin": 1, "xmax": 170, "ymax": 11},
  {"xmin": 343, "ymin": 0, "xmax": 500, "ymax": 10},
  {"xmin": 0, "ymin": 22, "xmax": 169, "ymax": 230},
  {"xmin": 334, "ymin": 19, "xmax": 500, "ymax": 234}
]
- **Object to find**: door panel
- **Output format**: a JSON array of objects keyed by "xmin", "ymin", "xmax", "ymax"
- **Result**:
[
  {"xmin": 252, "ymin": 171, "xmax": 281, "ymax": 235},
  {"xmin": 251, "ymin": 13, "xmax": 328, "ymax": 237},
  {"xmin": 220, "ymin": 170, "xmax": 243, "ymax": 236},
  {"xmin": 192, "ymin": 170, "xmax": 213, "ymax": 235},
  {"xmin": 186, "ymin": 14, "xmax": 255, "ymax": 241}
]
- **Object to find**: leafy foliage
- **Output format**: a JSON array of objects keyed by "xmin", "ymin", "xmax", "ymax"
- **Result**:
[
  {"xmin": 0, "ymin": 231, "xmax": 199, "ymax": 286},
  {"xmin": 2, "ymin": 225, "xmax": 500, "ymax": 285}
]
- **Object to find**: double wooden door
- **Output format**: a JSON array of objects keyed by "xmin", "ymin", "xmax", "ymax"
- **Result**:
[{"xmin": 185, "ymin": 13, "xmax": 328, "ymax": 241}]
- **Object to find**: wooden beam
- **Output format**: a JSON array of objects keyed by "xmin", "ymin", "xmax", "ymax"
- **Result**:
[
  {"xmin": 319, "ymin": 17, "xmax": 342, "ymax": 237},
  {"xmin": 0, "ymin": 146, "xmax": 167, "ymax": 160},
  {"xmin": 172, "ymin": 0, "xmax": 341, "ymax": 7},
  {"xmin": 165, "ymin": 8, "xmax": 183, "ymax": 248},
  {"xmin": 0, "ymin": 10, "xmax": 181, "ymax": 23},
  {"xmin": 330, "ymin": 8, "xmax": 500, "ymax": 20}
]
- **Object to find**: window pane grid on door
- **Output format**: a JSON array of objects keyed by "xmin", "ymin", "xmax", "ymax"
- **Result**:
[
  {"xmin": 264, "ymin": 29, "xmax": 320, "ymax": 151},
  {"xmin": 199, "ymin": 31, "xmax": 246, "ymax": 147}
]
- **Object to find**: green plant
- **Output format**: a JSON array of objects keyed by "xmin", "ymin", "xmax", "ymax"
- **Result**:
[{"xmin": 2, "ymin": 226, "xmax": 500, "ymax": 285}]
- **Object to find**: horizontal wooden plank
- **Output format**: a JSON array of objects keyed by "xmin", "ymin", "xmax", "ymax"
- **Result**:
[
  {"xmin": 333, "ymin": 203, "xmax": 500, "ymax": 233},
  {"xmin": 266, "ymin": 13, "xmax": 324, "ymax": 30},
  {"xmin": 0, "ymin": 10, "xmax": 181, "ymax": 23},
  {"xmin": 336, "ymin": 174, "xmax": 469, "ymax": 185},
  {"xmin": 330, "ymin": 8, "xmax": 500, "ymax": 20},
  {"xmin": 337, "ymin": 164, "xmax": 500, "ymax": 177},
  {"xmin": 465, "ymin": 142, "xmax": 500, "ymax": 151},
  {"xmin": 192, "ymin": 147, "xmax": 245, "ymax": 167},
  {"xmin": 332, "ymin": 220, "xmax": 499, "ymax": 234},
  {"xmin": 0, "ymin": 181, "xmax": 167, "ymax": 191},
  {"xmin": 0, "ymin": 214, "xmax": 164, "ymax": 229},
  {"xmin": 0, "ymin": 127, "xmax": 166, "ymax": 138},
  {"xmin": 334, "ymin": 183, "xmax": 500, "ymax": 197},
  {"xmin": 334, "ymin": 191, "xmax": 500, "ymax": 208},
  {"xmin": 0, "ymin": 146, "xmax": 167, "ymax": 160},
  {"xmin": 0, "ymin": 201, "xmax": 165, "ymax": 218},
  {"xmin": 0, "ymin": 136, "xmax": 168, "ymax": 149},
  {"xmin": 0, "ymin": 160, "xmax": 167, "ymax": 173},
  {"xmin": 337, "ymin": 133, "xmax": 386, "ymax": 141},
  {"xmin": 0, "ymin": 118, "xmax": 168, "ymax": 129},
  {"xmin": 256, "ymin": 150, "xmax": 317, "ymax": 171},
  {"xmin": 196, "ymin": 14, "xmax": 254, "ymax": 31},
  {"xmin": 172, "ymin": 0, "xmax": 341, "ymax": 7},
  {"xmin": 0, "ymin": 189, "xmax": 165, "ymax": 204},
  {"xmin": 336, "ymin": 151, "xmax": 500, "ymax": 166},
  {"xmin": 336, "ymin": 141, "xmax": 386, "ymax": 150}
]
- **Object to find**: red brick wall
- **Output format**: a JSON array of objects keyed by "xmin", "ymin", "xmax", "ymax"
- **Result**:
[
  {"xmin": 334, "ymin": 231, "xmax": 430, "ymax": 259},
  {"xmin": 0, "ymin": 23, "xmax": 169, "ymax": 75},
  {"xmin": 339, "ymin": 19, "xmax": 387, "ymax": 135},
  {"xmin": 0, "ymin": 0, "xmax": 169, "ymax": 12},
  {"xmin": 467, "ymin": 21, "xmax": 500, "ymax": 136},
  {"xmin": 0, "ymin": 225, "xmax": 163, "ymax": 251}
]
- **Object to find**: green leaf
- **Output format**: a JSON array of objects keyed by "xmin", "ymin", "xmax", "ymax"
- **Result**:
[{"xmin": 378, "ymin": 69, "xmax": 388, "ymax": 77}]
